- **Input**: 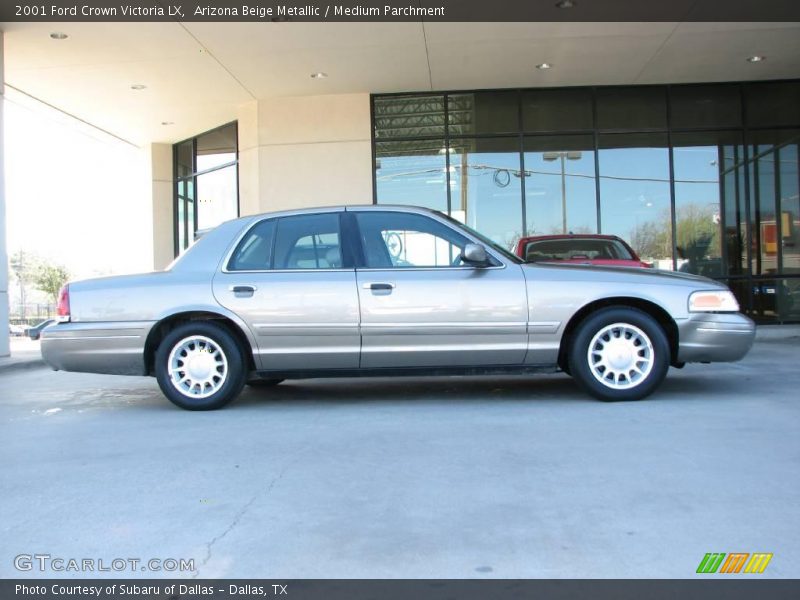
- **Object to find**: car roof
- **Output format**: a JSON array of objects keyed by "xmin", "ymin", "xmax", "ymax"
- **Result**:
[{"xmin": 227, "ymin": 204, "xmax": 445, "ymax": 225}]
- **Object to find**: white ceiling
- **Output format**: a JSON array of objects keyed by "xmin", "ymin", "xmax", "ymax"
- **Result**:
[{"xmin": 2, "ymin": 21, "xmax": 799, "ymax": 145}]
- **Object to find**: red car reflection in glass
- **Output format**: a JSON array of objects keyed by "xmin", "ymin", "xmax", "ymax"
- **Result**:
[{"xmin": 515, "ymin": 234, "xmax": 651, "ymax": 268}]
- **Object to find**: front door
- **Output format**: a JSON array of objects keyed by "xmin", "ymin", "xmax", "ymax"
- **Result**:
[{"xmin": 351, "ymin": 209, "xmax": 528, "ymax": 369}]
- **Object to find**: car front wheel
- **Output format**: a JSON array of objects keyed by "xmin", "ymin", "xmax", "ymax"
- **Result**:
[
  {"xmin": 568, "ymin": 307, "xmax": 670, "ymax": 402},
  {"xmin": 155, "ymin": 322, "xmax": 247, "ymax": 410}
]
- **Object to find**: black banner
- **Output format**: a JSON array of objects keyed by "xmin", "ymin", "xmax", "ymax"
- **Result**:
[
  {"xmin": 2, "ymin": 580, "xmax": 800, "ymax": 600},
  {"xmin": 4, "ymin": 0, "xmax": 800, "ymax": 22}
]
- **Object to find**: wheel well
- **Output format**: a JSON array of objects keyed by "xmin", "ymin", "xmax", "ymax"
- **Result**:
[
  {"xmin": 557, "ymin": 298, "xmax": 679, "ymax": 371},
  {"xmin": 144, "ymin": 311, "xmax": 256, "ymax": 376}
]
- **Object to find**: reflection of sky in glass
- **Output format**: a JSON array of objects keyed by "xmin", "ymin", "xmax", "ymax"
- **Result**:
[
  {"xmin": 376, "ymin": 151, "xmax": 447, "ymax": 212},
  {"xmin": 450, "ymin": 150, "xmax": 522, "ymax": 247},
  {"xmin": 673, "ymin": 145, "xmax": 723, "ymax": 220},
  {"xmin": 524, "ymin": 150, "xmax": 596, "ymax": 235},
  {"xmin": 599, "ymin": 146, "xmax": 671, "ymax": 261},
  {"xmin": 375, "ymin": 141, "xmax": 799, "ymax": 267}
]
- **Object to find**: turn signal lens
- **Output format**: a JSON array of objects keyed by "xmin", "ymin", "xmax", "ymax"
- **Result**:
[
  {"xmin": 688, "ymin": 290, "xmax": 739, "ymax": 312},
  {"xmin": 56, "ymin": 285, "xmax": 71, "ymax": 322}
]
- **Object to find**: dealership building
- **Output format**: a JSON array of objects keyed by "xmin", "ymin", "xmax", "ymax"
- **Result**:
[{"xmin": 1, "ymin": 19, "xmax": 800, "ymax": 354}]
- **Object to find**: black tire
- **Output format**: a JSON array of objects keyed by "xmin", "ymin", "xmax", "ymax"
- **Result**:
[
  {"xmin": 568, "ymin": 307, "xmax": 670, "ymax": 402},
  {"xmin": 155, "ymin": 321, "xmax": 247, "ymax": 410},
  {"xmin": 247, "ymin": 378, "xmax": 284, "ymax": 388}
]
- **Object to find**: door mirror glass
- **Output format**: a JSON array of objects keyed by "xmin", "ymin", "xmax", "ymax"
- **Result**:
[{"xmin": 461, "ymin": 243, "xmax": 489, "ymax": 266}]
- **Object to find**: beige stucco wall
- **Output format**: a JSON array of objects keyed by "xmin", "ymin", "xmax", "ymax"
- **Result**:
[
  {"xmin": 148, "ymin": 143, "xmax": 175, "ymax": 270},
  {"xmin": 237, "ymin": 93, "xmax": 372, "ymax": 214},
  {"xmin": 153, "ymin": 93, "xmax": 372, "ymax": 266}
]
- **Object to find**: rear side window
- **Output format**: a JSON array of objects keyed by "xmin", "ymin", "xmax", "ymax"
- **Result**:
[
  {"xmin": 228, "ymin": 213, "xmax": 344, "ymax": 270},
  {"xmin": 228, "ymin": 219, "xmax": 276, "ymax": 271},
  {"xmin": 273, "ymin": 213, "xmax": 343, "ymax": 269}
]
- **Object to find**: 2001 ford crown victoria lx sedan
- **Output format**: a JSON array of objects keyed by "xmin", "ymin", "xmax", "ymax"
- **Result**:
[{"xmin": 42, "ymin": 206, "xmax": 756, "ymax": 410}]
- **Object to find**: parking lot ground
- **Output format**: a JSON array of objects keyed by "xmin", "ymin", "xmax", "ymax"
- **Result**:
[{"xmin": 1, "ymin": 337, "xmax": 799, "ymax": 579}]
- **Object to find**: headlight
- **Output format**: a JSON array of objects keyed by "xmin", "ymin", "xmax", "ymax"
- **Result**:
[{"xmin": 688, "ymin": 290, "xmax": 739, "ymax": 312}]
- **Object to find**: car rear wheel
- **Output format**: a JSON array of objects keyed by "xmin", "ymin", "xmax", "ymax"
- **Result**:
[
  {"xmin": 155, "ymin": 322, "xmax": 247, "ymax": 410},
  {"xmin": 568, "ymin": 307, "xmax": 669, "ymax": 402}
]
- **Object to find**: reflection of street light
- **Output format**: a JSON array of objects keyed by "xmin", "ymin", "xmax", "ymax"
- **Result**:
[{"xmin": 543, "ymin": 151, "xmax": 582, "ymax": 234}]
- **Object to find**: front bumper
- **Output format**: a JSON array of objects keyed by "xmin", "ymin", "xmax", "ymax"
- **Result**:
[{"xmin": 677, "ymin": 312, "xmax": 756, "ymax": 363}]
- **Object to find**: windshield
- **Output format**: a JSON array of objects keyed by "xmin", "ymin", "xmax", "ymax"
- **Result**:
[{"xmin": 438, "ymin": 213, "xmax": 523, "ymax": 264}]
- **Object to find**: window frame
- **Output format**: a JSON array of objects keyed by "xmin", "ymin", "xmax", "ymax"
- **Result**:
[
  {"xmin": 173, "ymin": 121, "xmax": 240, "ymax": 257},
  {"xmin": 348, "ymin": 208, "xmax": 509, "ymax": 271},
  {"xmin": 223, "ymin": 210, "xmax": 353, "ymax": 273}
]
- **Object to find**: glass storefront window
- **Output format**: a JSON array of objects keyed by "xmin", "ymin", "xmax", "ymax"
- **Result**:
[
  {"xmin": 671, "ymin": 131, "xmax": 743, "ymax": 278},
  {"xmin": 522, "ymin": 88, "xmax": 593, "ymax": 132},
  {"xmin": 596, "ymin": 87, "xmax": 667, "ymax": 131},
  {"xmin": 372, "ymin": 82, "xmax": 800, "ymax": 322},
  {"xmin": 374, "ymin": 95, "xmax": 445, "ymax": 139},
  {"xmin": 196, "ymin": 123, "xmax": 237, "ymax": 172},
  {"xmin": 448, "ymin": 92, "xmax": 520, "ymax": 135},
  {"xmin": 744, "ymin": 81, "xmax": 800, "ymax": 128},
  {"xmin": 173, "ymin": 122, "xmax": 238, "ymax": 254},
  {"xmin": 599, "ymin": 133, "xmax": 672, "ymax": 267},
  {"xmin": 449, "ymin": 138, "xmax": 523, "ymax": 248},
  {"xmin": 375, "ymin": 141, "xmax": 448, "ymax": 213},
  {"xmin": 747, "ymin": 130, "xmax": 800, "ymax": 282},
  {"xmin": 669, "ymin": 85, "xmax": 742, "ymax": 129},
  {"xmin": 196, "ymin": 166, "xmax": 238, "ymax": 232},
  {"xmin": 523, "ymin": 135, "xmax": 597, "ymax": 236}
]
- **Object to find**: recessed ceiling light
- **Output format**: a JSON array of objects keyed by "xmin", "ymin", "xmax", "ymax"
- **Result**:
[
  {"xmin": 555, "ymin": 0, "xmax": 575, "ymax": 8},
  {"xmin": 130, "ymin": 84, "xmax": 147, "ymax": 90},
  {"xmin": 746, "ymin": 55, "xmax": 766, "ymax": 63},
  {"xmin": 310, "ymin": 72, "xmax": 328, "ymax": 79},
  {"xmin": 49, "ymin": 32, "xmax": 69, "ymax": 40},
  {"xmin": 161, "ymin": 121, "xmax": 174, "ymax": 126},
  {"xmin": 536, "ymin": 63, "xmax": 553, "ymax": 70}
]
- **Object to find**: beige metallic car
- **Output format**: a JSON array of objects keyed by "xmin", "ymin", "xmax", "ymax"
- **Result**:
[{"xmin": 42, "ymin": 206, "xmax": 755, "ymax": 410}]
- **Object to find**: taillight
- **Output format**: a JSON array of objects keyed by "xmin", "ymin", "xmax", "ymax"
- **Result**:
[{"xmin": 56, "ymin": 285, "xmax": 70, "ymax": 322}]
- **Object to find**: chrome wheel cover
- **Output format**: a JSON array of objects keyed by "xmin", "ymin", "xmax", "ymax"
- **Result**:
[
  {"xmin": 167, "ymin": 335, "xmax": 228, "ymax": 399},
  {"xmin": 587, "ymin": 323, "xmax": 654, "ymax": 390}
]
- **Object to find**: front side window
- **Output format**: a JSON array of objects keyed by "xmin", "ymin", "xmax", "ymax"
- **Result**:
[{"xmin": 355, "ymin": 211, "xmax": 472, "ymax": 268}]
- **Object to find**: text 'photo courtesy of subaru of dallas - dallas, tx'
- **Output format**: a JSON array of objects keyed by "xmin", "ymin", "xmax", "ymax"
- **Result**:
[{"xmin": 41, "ymin": 205, "xmax": 755, "ymax": 410}]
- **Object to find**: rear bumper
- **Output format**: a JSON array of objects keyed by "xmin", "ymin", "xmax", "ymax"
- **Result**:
[
  {"xmin": 41, "ymin": 321, "xmax": 154, "ymax": 376},
  {"xmin": 677, "ymin": 312, "xmax": 756, "ymax": 363}
]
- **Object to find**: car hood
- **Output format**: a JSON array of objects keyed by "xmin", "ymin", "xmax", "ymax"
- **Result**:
[{"xmin": 521, "ymin": 262, "xmax": 726, "ymax": 288}]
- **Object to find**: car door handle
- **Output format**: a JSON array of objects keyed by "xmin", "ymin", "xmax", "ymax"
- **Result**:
[
  {"xmin": 363, "ymin": 282, "xmax": 395, "ymax": 292},
  {"xmin": 229, "ymin": 285, "xmax": 257, "ymax": 296}
]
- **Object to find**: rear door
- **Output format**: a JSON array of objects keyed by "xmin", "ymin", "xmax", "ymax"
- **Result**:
[
  {"xmin": 213, "ymin": 210, "xmax": 360, "ymax": 370},
  {"xmin": 350, "ymin": 209, "xmax": 528, "ymax": 368}
]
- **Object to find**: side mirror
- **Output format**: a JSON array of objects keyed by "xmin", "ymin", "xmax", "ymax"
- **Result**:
[{"xmin": 461, "ymin": 243, "xmax": 489, "ymax": 267}]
